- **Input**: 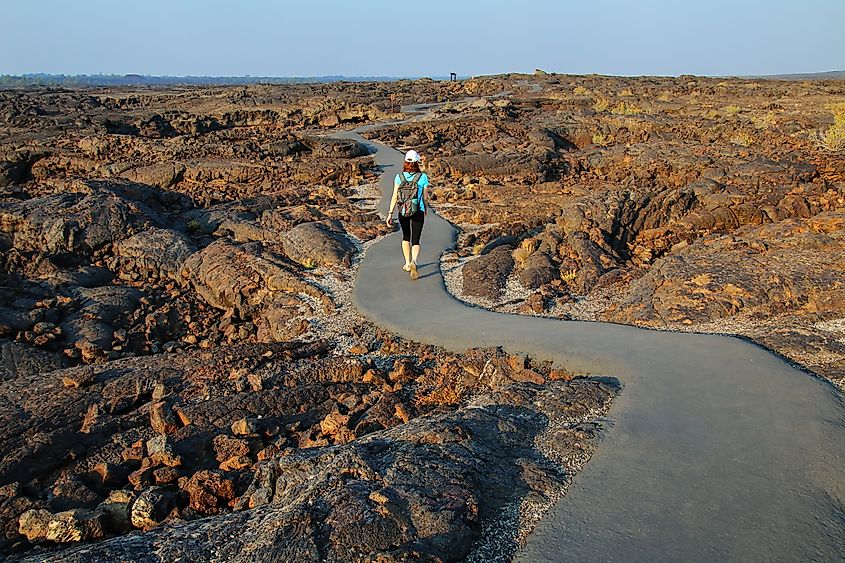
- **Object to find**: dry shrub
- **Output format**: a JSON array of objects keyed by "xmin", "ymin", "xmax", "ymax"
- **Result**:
[
  {"xmin": 610, "ymin": 101, "xmax": 643, "ymax": 115},
  {"xmin": 751, "ymin": 111, "xmax": 777, "ymax": 129},
  {"xmin": 820, "ymin": 102, "xmax": 845, "ymax": 151},
  {"xmin": 512, "ymin": 238, "xmax": 538, "ymax": 265},
  {"xmin": 593, "ymin": 98, "xmax": 610, "ymax": 112},
  {"xmin": 730, "ymin": 131, "xmax": 755, "ymax": 147},
  {"xmin": 561, "ymin": 268, "xmax": 578, "ymax": 282}
]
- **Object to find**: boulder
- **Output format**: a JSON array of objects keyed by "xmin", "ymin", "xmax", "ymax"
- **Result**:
[
  {"xmin": 280, "ymin": 221, "xmax": 356, "ymax": 268},
  {"xmin": 518, "ymin": 252, "xmax": 558, "ymax": 290},
  {"xmin": 213, "ymin": 435, "xmax": 250, "ymax": 462},
  {"xmin": 98, "ymin": 490, "xmax": 136, "ymax": 532},
  {"xmin": 19, "ymin": 508, "xmax": 107, "ymax": 543},
  {"xmin": 299, "ymin": 136, "xmax": 369, "ymax": 159},
  {"xmin": 45, "ymin": 509, "xmax": 108, "ymax": 543},
  {"xmin": 181, "ymin": 239, "xmax": 331, "ymax": 342},
  {"xmin": 119, "ymin": 163, "xmax": 185, "ymax": 189},
  {"xmin": 462, "ymin": 245, "xmax": 514, "ymax": 301},
  {"xmin": 230, "ymin": 417, "xmax": 259, "ymax": 437},
  {"xmin": 1, "ymin": 341, "xmax": 66, "ymax": 380},
  {"xmin": 114, "ymin": 228, "xmax": 196, "ymax": 281},
  {"xmin": 146, "ymin": 434, "xmax": 182, "ymax": 467},
  {"xmin": 181, "ymin": 470, "xmax": 236, "ymax": 515},
  {"xmin": 130, "ymin": 487, "xmax": 176, "ymax": 530},
  {"xmin": 0, "ymin": 190, "xmax": 152, "ymax": 256},
  {"xmin": 18, "ymin": 508, "xmax": 52, "ymax": 541},
  {"xmin": 61, "ymin": 286, "xmax": 141, "ymax": 350},
  {"xmin": 150, "ymin": 401, "xmax": 181, "ymax": 435}
]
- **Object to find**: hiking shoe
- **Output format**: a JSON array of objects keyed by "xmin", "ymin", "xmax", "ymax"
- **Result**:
[
  {"xmin": 403, "ymin": 264, "xmax": 411, "ymax": 272},
  {"xmin": 409, "ymin": 262, "xmax": 418, "ymax": 280}
]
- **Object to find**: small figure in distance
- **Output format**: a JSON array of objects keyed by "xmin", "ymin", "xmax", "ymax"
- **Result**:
[{"xmin": 385, "ymin": 149, "xmax": 430, "ymax": 280}]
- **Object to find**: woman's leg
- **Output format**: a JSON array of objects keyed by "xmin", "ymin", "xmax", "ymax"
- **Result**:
[
  {"xmin": 402, "ymin": 241, "xmax": 411, "ymax": 266},
  {"xmin": 398, "ymin": 215, "xmax": 412, "ymax": 267},
  {"xmin": 410, "ymin": 212, "xmax": 424, "ymax": 264}
]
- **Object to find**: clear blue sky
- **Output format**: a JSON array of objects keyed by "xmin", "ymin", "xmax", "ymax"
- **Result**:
[{"xmin": 2, "ymin": 0, "xmax": 843, "ymax": 77}]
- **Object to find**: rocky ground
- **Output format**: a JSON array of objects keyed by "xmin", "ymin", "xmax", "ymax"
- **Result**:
[
  {"xmin": 366, "ymin": 74, "xmax": 845, "ymax": 388},
  {"xmin": 0, "ymin": 79, "xmax": 615, "ymax": 560}
]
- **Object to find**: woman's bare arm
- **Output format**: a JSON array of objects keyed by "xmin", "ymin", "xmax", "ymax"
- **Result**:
[{"xmin": 386, "ymin": 182, "xmax": 399, "ymax": 225}]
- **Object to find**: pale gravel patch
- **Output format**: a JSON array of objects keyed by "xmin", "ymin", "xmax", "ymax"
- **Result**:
[
  {"xmin": 441, "ymin": 231, "xmax": 844, "ymax": 392},
  {"xmin": 441, "ymin": 250, "xmax": 532, "ymax": 315},
  {"xmin": 545, "ymin": 285, "xmax": 623, "ymax": 321},
  {"xmin": 441, "ymin": 248, "xmax": 618, "ymax": 320},
  {"xmin": 814, "ymin": 317, "xmax": 845, "ymax": 342},
  {"xmin": 515, "ymin": 405, "xmax": 613, "ymax": 546},
  {"xmin": 465, "ymin": 400, "xmax": 614, "ymax": 563},
  {"xmin": 441, "ymin": 222, "xmax": 625, "ymax": 321},
  {"xmin": 291, "ymin": 178, "xmax": 384, "ymax": 354}
]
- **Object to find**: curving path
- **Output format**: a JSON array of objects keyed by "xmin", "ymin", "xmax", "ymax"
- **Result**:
[{"xmin": 331, "ymin": 115, "xmax": 845, "ymax": 561}]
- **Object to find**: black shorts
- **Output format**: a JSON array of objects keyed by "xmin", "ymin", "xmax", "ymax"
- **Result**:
[{"xmin": 398, "ymin": 210, "xmax": 425, "ymax": 245}]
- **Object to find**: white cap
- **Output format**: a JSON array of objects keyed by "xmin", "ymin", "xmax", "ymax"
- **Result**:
[{"xmin": 404, "ymin": 150, "xmax": 420, "ymax": 163}]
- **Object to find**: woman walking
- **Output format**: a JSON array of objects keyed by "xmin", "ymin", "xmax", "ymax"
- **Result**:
[{"xmin": 385, "ymin": 149, "xmax": 430, "ymax": 280}]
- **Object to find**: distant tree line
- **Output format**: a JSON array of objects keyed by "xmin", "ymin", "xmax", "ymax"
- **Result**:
[{"xmin": 0, "ymin": 74, "xmax": 418, "ymax": 88}]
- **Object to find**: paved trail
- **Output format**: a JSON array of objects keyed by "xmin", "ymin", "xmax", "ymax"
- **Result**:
[{"xmin": 331, "ymin": 114, "xmax": 845, "ymax": 562}]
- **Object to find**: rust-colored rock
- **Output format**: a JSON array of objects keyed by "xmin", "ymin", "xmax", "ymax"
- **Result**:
[
  {"xmin": 150, "ymin": 401, "xmax": 180, "ymax": 434},
  {"xmin": 181, "ymin": 470, "xmax": 236, "ymax": 515}
]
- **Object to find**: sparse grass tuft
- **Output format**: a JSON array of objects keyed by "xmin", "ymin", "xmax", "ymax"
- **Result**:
[
  {"xmin": 722, "ymin": 105, "xmax": 741, "ymax": 115},
  {"xmin": 592, "ymin": 133, "xmax": 611, "ymax": 146},
  {"xmin": 820, "ymin": 102, "xmax": 845, "ymax": 151},
  {"xmin": 186, "ymin": 219, "xmax": 201, "ymax": 233},
  {"xmin": 561, "ymin": 269, "xmax": 578, "ymax": 282},
  {"xmin": 610, "ymin": 101, "xmax": 643, "ymax": 115},
  {"xmin": 619, "ymin": 88, "xmax": 634, "ymax": 97},
  {"xmin": 751, "ymin": 111, "xmax": 776, "ymax": 129},
  {"xmin": 472, "ymin": 242, "xmax": 485, "ymax": 255},
  {"xmin": 573, "ymin": 85, "xmax": 589, "ymax": 95},
  {"xmin": 512, "ymin": 238, "xmax": 538, "ymax": 265},
  {"xmin": 593, "ymin": 98, "xmax": 610, "ymax": 112},
  {"xmin": 657, "ymin": 91, "xmax": 673, "ymax": 102},
  {"xmin": 730, "ymin": 131, "xmax": 754, "ymax": 147},
  {"xmin": 300, "ymin": 257, "xmax": 318, "ymax": 270}
]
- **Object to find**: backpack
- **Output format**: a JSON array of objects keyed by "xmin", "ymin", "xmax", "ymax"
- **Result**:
[{"xmin": 397, "ymin": 172, "xmax": 422, "ymax": 217}]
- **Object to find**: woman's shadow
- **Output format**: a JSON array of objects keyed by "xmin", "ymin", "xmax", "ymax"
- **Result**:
[{"xmin": 415, "ymin": 261, "xmax": 440, "ymax": 280}]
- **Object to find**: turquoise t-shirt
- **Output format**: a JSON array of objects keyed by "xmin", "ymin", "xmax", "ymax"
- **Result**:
[{"xmin": 394, "ymin": 172, "xmax": 429, "ymax": 212}]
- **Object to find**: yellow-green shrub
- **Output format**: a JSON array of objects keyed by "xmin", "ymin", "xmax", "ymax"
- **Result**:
[
  {"xmin": 611, "ymin": 101, "xmax": 642, "ymax": 115},
  {"xmin": 820, "ymin": 102, "xmax": 845, "ymax": 151},
  {"xmin": 751, "ymin": 111, "xmax": 776, "ymax": 129},
  {"xmin": 561, "ymin": 269, "xmax": 578, "ymax": 282},
  {"xmin": 512, "ymin": 238, "xmax": 538, "ymax": 265},
  {"xmin": 730, "ymin": 131, "xmax": 754, "ymax": 147}
]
